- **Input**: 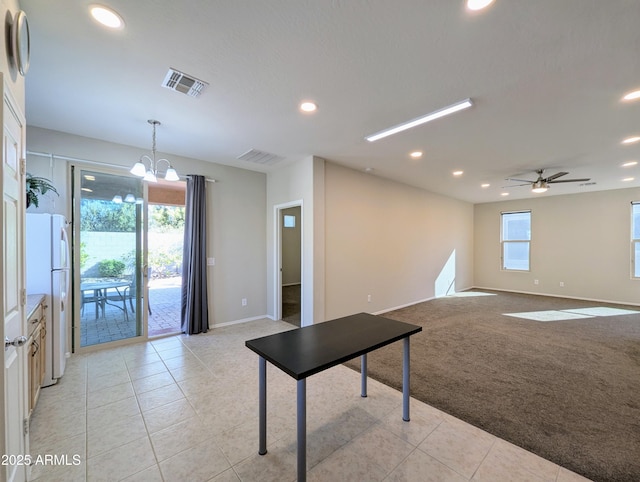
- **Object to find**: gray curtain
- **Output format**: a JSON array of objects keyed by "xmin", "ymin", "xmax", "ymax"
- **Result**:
[{"xmin": 181, "ymin": 175, "xmax": 209, "ymax": 334}]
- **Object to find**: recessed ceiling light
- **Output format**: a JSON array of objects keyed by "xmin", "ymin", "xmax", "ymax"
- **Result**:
[
  {"xmin": 622, "ymin": 136, "xmax": 640, "ymax": 145},
  {"xmin": 622, "ymin": 90, "xmax": 640, "ymax": 101},
  {"xmin": 466, "ymin": 0, "xmax": 496, "ymax": 11},
  {"xmin": 299, "ymin": 101, "xmax": 317, "ymax": 113},
  {"xmin": 365, "ymin": 98, "xmax": 473, "ymax": 142},
  {"xmin": 622, "ymin": 161, "xmax": 638, "ymax": 167},
  {"xmin": 501, "ymin": 192, "xmax": 509, "ymax": 196},
  {"xmin": 622, "ymin": 177, "xmax": 635, "ymax": 182},
  {"xmin": 481, "ymin": 183, "xmax": 490, "ymax": 188},
  {"xmin": 364, "ymin": 167, "xmax": 374, "ymax": 173},
  {"xmin": 453, "ymin": 170, "xmax": 464, "ymax": 176},
  {"xmin": 409, "ymin": 151, "xmax": 423, "ymax": 159},
  {"xmin": 89, "ymin": 5, "xmax": 124, "ymax": 29}
]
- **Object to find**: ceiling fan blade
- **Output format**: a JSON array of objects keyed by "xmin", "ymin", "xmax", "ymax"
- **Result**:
[
  {"xmin": 505, "ymin": 177, "xmax": 535, "ymax": 183},
  {"xmin": 547, "ymin": 178, "xmax": 591, "ymax": 184},
  {"xmin": 543, "ymin": 172, "xmax": 569, "ymax": 182},
  {"xmin": 502, "ymin": 183, "xmax": 531, "ymax": 188}
]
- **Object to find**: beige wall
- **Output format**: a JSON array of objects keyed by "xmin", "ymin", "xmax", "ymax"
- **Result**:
[
  {"xmin": 266, "ymin": 156, "xmax": 325, "ymax": 325},
  {"xmin": 324, "ymin": 162, "xmax": 475, "ymax": 320},
  {"xmin": 474, "ymin": 187, "xmax": 640, "ymax": 305},
  {"xmin": 26, "ymin": 127, "xmax": 268, "ymax": 326}
]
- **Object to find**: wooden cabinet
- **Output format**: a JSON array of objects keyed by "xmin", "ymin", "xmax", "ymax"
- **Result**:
[{"xmin": 26, "ymin": 295, "xmax": 46, "ymax": 414}]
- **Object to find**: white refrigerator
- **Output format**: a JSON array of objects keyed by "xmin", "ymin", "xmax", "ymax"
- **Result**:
[{"xmin": 26, "ymin": 213, "xmax": 70, "ymax": 387}]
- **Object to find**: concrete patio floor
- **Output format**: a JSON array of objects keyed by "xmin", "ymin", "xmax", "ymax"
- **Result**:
[{"xmin": 80, "ymin": 277, "xmax": 182, "ymax": 347}]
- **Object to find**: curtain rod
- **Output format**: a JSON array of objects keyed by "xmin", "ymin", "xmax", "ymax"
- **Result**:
[{"xmin": 27, "ymin": 150, "xmax": 217, "ymax": 183}]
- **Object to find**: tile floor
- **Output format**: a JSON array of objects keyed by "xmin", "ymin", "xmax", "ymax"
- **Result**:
[{"xmin": 29, "ymin": 319, "xmax": 592, "ymax": 481}]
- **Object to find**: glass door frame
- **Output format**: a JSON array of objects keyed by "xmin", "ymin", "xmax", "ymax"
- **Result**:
[{"xmin": 71, "ymin": 164, "xmax": 150, "ymax": 353}]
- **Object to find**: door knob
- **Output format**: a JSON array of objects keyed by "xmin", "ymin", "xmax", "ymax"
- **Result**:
[{"xmin": 5, "ymin": 335, "xmax": 27, "ymax": 351}]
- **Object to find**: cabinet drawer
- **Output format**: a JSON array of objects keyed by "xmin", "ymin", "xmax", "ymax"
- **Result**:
[{"xmin": 27, "ymin": 303, "xmax": 43, "ymax": 338}]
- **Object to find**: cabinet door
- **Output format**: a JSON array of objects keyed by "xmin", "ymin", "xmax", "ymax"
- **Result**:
[{"xmin": 29, "ymin": 330, "xmax": 40, "ymax": 412}]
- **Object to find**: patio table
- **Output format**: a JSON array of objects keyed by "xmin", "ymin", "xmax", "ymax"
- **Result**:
[{"xmin": 80, "ymin": 278, "xmax": 130, "ymax": 319}]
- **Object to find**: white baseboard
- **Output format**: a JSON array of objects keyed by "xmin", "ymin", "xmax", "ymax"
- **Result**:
[
  {"xmin": 371, "ymin": 285, "xmax": 475, "ymax": 315},
  {"xmin": 372, "ymin": 297, "xmax": 435, "ymax": 315},
  {"xmin": 212, "ymin": 315, "xmax": 272, "ymax": 328},
  {"xmin": 471, "ymin": 285, "xmax": 640, "ymax": 307}
]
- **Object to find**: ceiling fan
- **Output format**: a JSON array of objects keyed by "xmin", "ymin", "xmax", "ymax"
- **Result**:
[{"xmin": 505, "ymin": 169, "xmax": 591, "ymax": 193}]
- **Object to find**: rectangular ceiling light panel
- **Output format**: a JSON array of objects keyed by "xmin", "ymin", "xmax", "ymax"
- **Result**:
[{"xmin": 365, "ymin": 98, "xmax": 473, "ymax": 142}]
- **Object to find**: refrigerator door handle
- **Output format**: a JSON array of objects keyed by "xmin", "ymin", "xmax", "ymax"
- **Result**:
[{"xmin": 60, "ymin": 221, "xmax": 70, "ymax": 269}]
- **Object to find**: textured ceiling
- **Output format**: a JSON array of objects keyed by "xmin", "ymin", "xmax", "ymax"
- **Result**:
[{"xmin": 21, "ymin": 0, "xmax": 640, "ymax": 203}]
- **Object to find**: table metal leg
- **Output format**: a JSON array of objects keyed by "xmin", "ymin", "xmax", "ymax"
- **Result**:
[
  {"xmin": 403, "ymin": 337, "xmax": 410, "ymax": 421},
  {"xmin": 259, "ymin": 356, "xmax": 267, "ymax": 455},
  {"xmin": 361, "ymin": 354, "xmax": 367, "ymax": 397},
  {"xmin": 297, "ymin": 378, "xmax": 307, "ymax": 482},
  {"xmin": 95, "ymin": 289, "xmax": 100, "ymax": 319}
]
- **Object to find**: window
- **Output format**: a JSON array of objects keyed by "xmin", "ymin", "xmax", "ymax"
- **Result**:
[
  {"xmin": 284, "ymin": 214, "xmax": 296, "ymax": 228},
  {"xmin": 633, "ymin": 203, "xmax": 640, "ymax": 278},
  {"xmin": 501, "ymin": 211, "xmax": 531, "ymax": 271}
]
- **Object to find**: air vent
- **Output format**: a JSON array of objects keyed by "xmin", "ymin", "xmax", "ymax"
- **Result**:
[
  {"xmin": 580, "ymin": 182, "xmax": 597, "ymax": 187},
  {"xmin": 237, "ymin": 149, "xmax": 284, "ymax": 166},
  {"xmin": 161, "ymin": 68, "xmax": 208, "ymax": 97}
]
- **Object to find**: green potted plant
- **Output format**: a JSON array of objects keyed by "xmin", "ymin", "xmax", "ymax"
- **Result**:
[{"xmin": 26, "ymin": 173, "xmax": 58, "ymax": 208}]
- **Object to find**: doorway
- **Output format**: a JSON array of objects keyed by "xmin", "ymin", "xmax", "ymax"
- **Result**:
[
  {"xmin": 74, "ymin": 169, "xmax": 145, "ymax": 347},
  {"xmin": 278, "ymin": 204, "xmax": 302, "ymax": 326},
  {"xmin": 73, "ymin": 169, "xmax": 186, "ymax": 347},
  {"xmin": 147, "ymin": 180, "xmax": 185, "ymax": 336}
]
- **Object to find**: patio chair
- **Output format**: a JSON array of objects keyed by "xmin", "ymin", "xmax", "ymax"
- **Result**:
[
  {"xmin": 125, "ymin": 274, "xmax": 152, "ymax": 316},
  {"xmin": 81, "ymin": 289, "xmax": 104, "ymax": 318}
]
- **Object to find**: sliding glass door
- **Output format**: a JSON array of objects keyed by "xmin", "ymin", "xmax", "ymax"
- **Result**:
[{"xmin": 73, "ymin": 168, "xmax": 146, "ymax": 347}]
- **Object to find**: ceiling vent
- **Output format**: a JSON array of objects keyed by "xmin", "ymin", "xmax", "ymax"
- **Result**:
[
  {"xmin": 161, "ymin": 68, "xmax": 208, "ymax": 97},
  {"xmin": 237, "ymin": 149, "xmax": 284, "ymax": 166}
]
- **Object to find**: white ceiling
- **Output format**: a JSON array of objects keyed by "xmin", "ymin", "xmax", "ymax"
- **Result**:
[{"xmin": 21, "ymin": 0, "xmax": 640, "ymax": 203}]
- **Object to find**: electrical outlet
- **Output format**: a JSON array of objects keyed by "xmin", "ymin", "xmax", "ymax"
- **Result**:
[
  {"xmin": 559, "ymin": 282, "xmax": 564, "ymax": 287},
  {"xmin": 534, "ymin": 279, "xmax": 539, "ymax": 285},
  {"xmin": 207, "ymin": 257, "xmax": 215, "ymax": 266},
  {"xmin": 367, "ymin": 294, "xmax": 372, "ymax": 302},
  {"xmin": 242, "ymin": 298, "xmax": 247, "ymax": 306}
]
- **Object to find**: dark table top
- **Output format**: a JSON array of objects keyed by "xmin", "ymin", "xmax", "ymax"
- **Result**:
[{"xmin": 245, "ymin": 312, "xmax": 422, "ymax": 380}]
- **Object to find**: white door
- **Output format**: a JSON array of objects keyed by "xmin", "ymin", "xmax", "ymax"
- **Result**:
[{"xmin": 2, "ymin": 80, "xmax": 28, "ymax": 482}]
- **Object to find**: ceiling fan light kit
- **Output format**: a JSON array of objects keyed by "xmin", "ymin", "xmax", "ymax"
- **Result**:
[
  {"xmin": 505, "ymin": 169, "xmax": 591, "ymax": 194},
  {"xmin": 531, "ymin": 180, "xmax": 548, "ymax": 193}
]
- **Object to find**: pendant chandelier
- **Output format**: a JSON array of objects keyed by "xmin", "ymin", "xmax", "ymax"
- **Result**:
[{"xmin": 130, "ymin": 119, "xmax": 179, "ymax": 182}]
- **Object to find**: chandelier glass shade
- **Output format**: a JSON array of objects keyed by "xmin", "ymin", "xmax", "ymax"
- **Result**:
[{"xmin": 130, "ymin": 120, "xmax": 179, "ymax": 182}]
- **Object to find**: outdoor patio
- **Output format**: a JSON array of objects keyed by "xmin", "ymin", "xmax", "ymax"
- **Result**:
[{"xmin": 80, "ymin": 276, "xmax": 182, "ymax": 347}]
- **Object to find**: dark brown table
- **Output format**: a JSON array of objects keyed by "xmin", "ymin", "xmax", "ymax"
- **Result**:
[{"xmin": 245, "ymin": 312, "xmax": 422, "ymax": 481}]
